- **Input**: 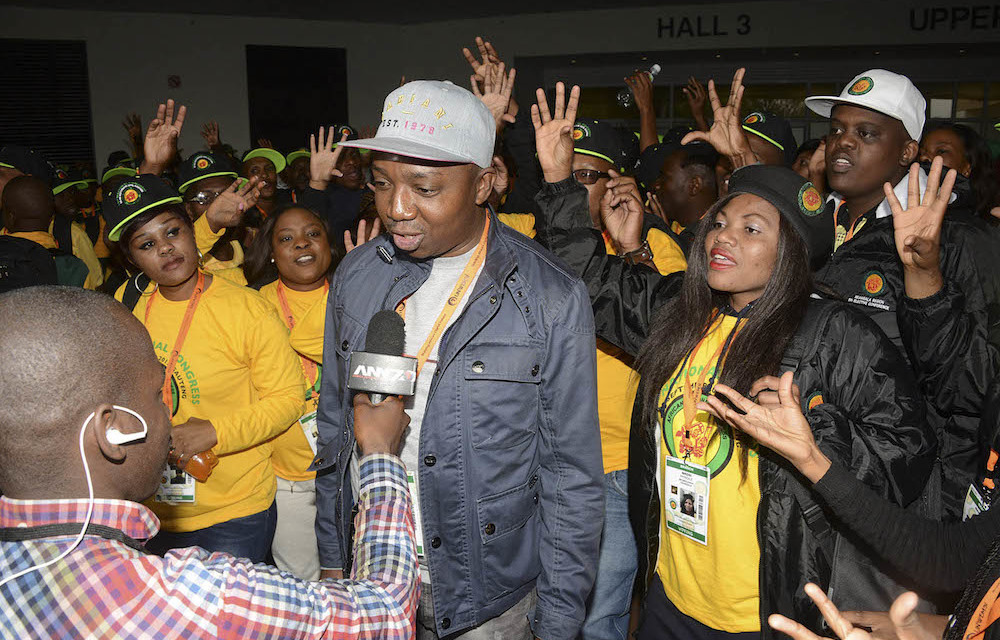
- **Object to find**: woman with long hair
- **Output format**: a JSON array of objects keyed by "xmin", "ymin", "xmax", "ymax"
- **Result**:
[
  {"xmin": 920, "ymin": 121, "xmax": 1000, "ymax": 221},
  {"xmin": 243, "ymin": 204, "xmax": 341, "ymax": 580},
  {"xmin": 101, "ymin": 174, "xmax": 305, "ymax": 562},
  {"xmin": 530, "ymin": 82, "xmax": 937, "ymax": 639}
]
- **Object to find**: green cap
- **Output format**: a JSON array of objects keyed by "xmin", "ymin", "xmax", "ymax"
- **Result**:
[{"xmin": 242, "ymin": 148, "xmax": 286, "ymax": 174}]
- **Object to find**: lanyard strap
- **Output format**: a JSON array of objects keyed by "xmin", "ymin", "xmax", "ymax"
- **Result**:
[
  {"xmin": 964, "ymin": 577, "xmax": 1000, "ymax": 639},
  {"xmin": 276, "ymin": 279, "xmax": 329, "ymax": 394},
  {"xmin": 145, "ymin": 270, "xmax": 205, "ymax": 408},
  {"xmin": 395, "ymin": 217, "xmax": 490, "ymax": 378}
]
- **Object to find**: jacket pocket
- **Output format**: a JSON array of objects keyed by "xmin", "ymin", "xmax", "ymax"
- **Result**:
[
  {"xmin": 476, "ymin": 470, "xmax": 541, "ymax": 601},
  {"xmin": 464, "ymin": 341, "xmax": 543, "ymax": 449}
]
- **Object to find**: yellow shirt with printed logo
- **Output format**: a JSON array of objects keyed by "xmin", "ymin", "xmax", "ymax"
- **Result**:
[
  {"xmin": 127, "ymin": 274, "xmax": 305, "ymax": 532},
  {"xmin": 259, "ymin": 281, "xmax": 328, "ymax": 481},
  {"xmin": 656, "ymin": 312, "xmax": 761, "ymax": 633}
]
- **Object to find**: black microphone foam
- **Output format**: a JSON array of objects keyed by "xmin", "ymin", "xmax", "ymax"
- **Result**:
[{"xmin": 365, "ymin": 310, "xmax": 405, "ymax": 356}]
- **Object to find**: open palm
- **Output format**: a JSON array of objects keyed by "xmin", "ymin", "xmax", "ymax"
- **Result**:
[
  {"xmin": 530, "ymin": 82, "xmax": 580, "ymax": 183},
  {"xmin": 886, "ymin": 156, "xmax": 955, "ymax": 272}
]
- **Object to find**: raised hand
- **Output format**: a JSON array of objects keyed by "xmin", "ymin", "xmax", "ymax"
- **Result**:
[
  {"xmin": 204, "ymin": 175, "xmax": 262, "ymax": 232},
  {"xmin": 309, "ymin": 126, "xmax": 347, "ymax": 190},
  {"xmin": 257, "ymin": 137, "xmax": 274, "ymax": 149},
  {"xmin": 462, "ymin": 36, "xmax": 502, "ymax": 81},
  {"xmin": 530, "ymin": 82, "xmax": 580, "ymax": 183},
  {"xmin": 698, "ymin": 371, "xmax": 831, "ymax": 483},
  {"xmin": 201, "ymin": 121, "xmax": 221, "ymax": 148},
  {"xmin": 683, "ymin": 76, "xmax": 709, "ymax": 131},
  {"xmin": 601, "ymin": 170, "xmax": 646, "ymax": 253},
  {"xmin": 625, "ymin": 70, "xmax": 654, "ymax": 113},
  {"xmin": 141, "ymin": 99, "xmax": 187, "ymax": 174},
  {"xmin": 471, "ymin": 62, "xmax": 517, "ymax": 129},
  {"xmin": 491, "ymin": 154, "xmax": 511, "ymax": 200},
  {"xmin": 886, "ymin": 155, "xmax": 955, "ymax": 299},
  {"xmin": 768, "ymin": 584, "xmax": 936, "ymax": 640},
  {"xmin": 344, "ymin": 217, "xmax": 381, "ymax": 253},
  {"xmin": 122, "ymin": 112, "xmax": 143, "ymax": 155},
  {"xmin": 681, "ymin": 68, "xmax": 757, "ymax": 168}
]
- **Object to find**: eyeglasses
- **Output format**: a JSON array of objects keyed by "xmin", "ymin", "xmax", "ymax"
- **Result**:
[
  {"xmin": 184, "ymin": 190, "xmax": 225, "ymax": 206},
  {"xmin": 572, "ymin": 169, "xmax": 611, "ymax": 185}
]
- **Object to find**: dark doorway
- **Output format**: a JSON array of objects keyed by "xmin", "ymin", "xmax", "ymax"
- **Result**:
[
  {"xmin": 0, "ymin": 39, "xmax": 94, "ymax": 167},
  {"xmin": 245, "ymin": 44, "xmax": 348, "ymax": 153}
]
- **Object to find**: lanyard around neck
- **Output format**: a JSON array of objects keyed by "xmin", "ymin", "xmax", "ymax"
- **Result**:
[
  {"xmin": 395, "ymin": 216, "xmax": 490, "ymax": 378},
  {"xmin": 276, "ymin": 279, "xmax": 329, "ymax": 395},
  {"xmin": 144, "ymin": 270, "xmax": 206, "ymax": 408}
]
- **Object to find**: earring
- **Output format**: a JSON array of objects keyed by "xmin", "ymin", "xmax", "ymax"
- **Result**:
[{"xmin": 270, "ymin": 257, "xmax": 275, "ymax": 263}]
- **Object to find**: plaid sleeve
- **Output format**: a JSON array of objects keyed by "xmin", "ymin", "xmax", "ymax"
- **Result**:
[{"xmin": 155, "ymin": 454, "xmax": 418, "ymax": 640}]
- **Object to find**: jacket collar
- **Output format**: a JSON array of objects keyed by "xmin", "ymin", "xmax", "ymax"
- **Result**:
[{"xmin": 827, "ymin": 165, "xmax": 956, "ymax": 221}]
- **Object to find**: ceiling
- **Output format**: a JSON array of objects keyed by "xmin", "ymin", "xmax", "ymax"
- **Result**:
[{"xmin": 0, "ymin": 0, "xmax": 775, "ymax": 24}]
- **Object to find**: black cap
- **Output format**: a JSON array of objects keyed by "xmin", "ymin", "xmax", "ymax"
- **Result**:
[
  {"xmin": 102, "ymin": 174, "xmax": 183, "ymax": 242},
  {"xmin": 572, "ymin": 119, "xmax": 630, "ymax": 172},
  {"xmin": 634, "ymin": 141, "xmax": 719, "ymax": 193},
  {"xmin": 101, "ymin": 158, "xmax": 138, "ymax": 185},
  {"xmin": 0, "ymin": 235, "xmax": 58, "ymax": 293},
  {"xmin": 741, "ymin": 111, "xmax": 798, "ymax": 167},
  {"xmin": 332, "ymin": 124, "xmax": 358, "ymax": 147},
  {"xmin": 0, "ymin": 145, "xmax": 53, "ymax": 186},
  {"xmin": 727, "ymin": 165, "xmax": 832, "ymax": 267},
  {"xmin": 177, "ymin": 151, "xmax": 239, "ymax": 194},
  {"xmin": 52, "ymin": 166, "xmax": 89, "ymax": 195}
]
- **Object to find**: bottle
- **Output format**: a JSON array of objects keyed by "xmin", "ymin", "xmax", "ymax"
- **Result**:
[
  {"xmin": 169, "ymin": 449, "xmax": 219, "ymax": 482},
  {"xmin": 617, "ymin": 64, "xmax": 661, "ymax": 109}
]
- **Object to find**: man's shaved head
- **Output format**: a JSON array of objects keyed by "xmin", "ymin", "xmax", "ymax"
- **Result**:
[
  {"xmin": 2, "ymin": 175, "xmax": 55, "ymax": 232},
  {"xmin": 0, "ymin": 287, "xmax": 170, "ymax": 499}
]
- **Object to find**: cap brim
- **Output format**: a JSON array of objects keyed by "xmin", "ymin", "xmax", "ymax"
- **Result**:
[
  {"xmin": 243, "ymin": 149, "xmax": 287, "ymax": 173},
  {"xmin": 108, "ymin": 196, "xmax": 183, "ymax": 241},
  {"xmin": 573, "ymin": 148, "xmax": 617, "ymax": 168},
  {"xmin": 102, "ymin": 167, "xmax": 137, "ymax": 183},
  {"xmin": 805, "ymin": 94, "xmax": 906, "ymax": 123},
  {"xmin": 340, "ymin": 137, "xmax": 482, "ymax": 167},
  {"xmin": 52, "ymin": 180, "xmax": 89, "ymax": 195},
  {"xmin": 178, "ymin": 171, "xmax": 238, "ymax": 194},
  {"xmin": 286, "ymin": 151, "xmax": 311, "ymax": 164}
]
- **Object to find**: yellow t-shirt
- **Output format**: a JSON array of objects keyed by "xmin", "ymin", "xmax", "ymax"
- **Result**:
[
  {"xmin": 597, "ymin": 233, "xmax": 686, "ymax": 473},
  {"xmin": 202, "ymin": 240, "xmax": 247, "ymax": 286},
  {"xmin": 258, "ymin": 280, "xmax": 328, "ymax": 482},
  {"xmin": 497, "ymin": 212, "xmax": 537, "ymax": 239},
  {"xmin": 127, "ymin": 274, "xmax": 305, "ymax": 531},
  {"xmin": 656, "ymin": 312, "xmax": 761, "ymax": 632}
]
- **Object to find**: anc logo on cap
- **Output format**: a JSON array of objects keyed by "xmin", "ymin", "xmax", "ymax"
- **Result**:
[
  {"xmin": 798, "ymin": 183, "xmax": 823, "ymax": 216},
  {"xmin": 340, "ymin": 126, "xmax": 353, "ymax": 138},
  {"xmin": 572, "ymin": 122, "xmax": 591, "ymax": 141},
  {"xmin": 116, "ymin": 182, "xmax": 146, "ymax": 206},
  {"xmin": 55, "ymin": 169, "xmax": 68, "ymax": 180},
  {"xmin": 808, "ymin": 392, "xmax": 824, "ymax": 411},
  {"xmin": 864, "ymin": 270, "xmax": 885, "ymax": 296},
  {"xmin": 743, "ymin": 112, "xmax": 765, "ymax": 126},
  {"xmin": 848, "ymin": 76, "xmax": 874, "ymax": 96},
  {"xmin": 194, "ymin": 155, "xmax": 213, "ymax": 170}
]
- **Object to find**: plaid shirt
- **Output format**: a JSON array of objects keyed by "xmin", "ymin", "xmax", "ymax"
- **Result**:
[{"xmin": 0, "ymin": 454, "xmax": 417, "ymax": 639}]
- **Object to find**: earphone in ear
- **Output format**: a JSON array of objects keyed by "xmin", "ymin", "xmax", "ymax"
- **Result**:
[{"xmin": 104, "ymin": 405, "xmax": 150, "ymax": 445}]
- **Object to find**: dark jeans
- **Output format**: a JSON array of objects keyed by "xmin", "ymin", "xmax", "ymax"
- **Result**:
[
  {"xmin": 146, "ymin": 501, "xmax": 277, "ymax": 563},
  {"xmin": 637, "ymin": 574, "xmax": 759, "ymax": 640}
]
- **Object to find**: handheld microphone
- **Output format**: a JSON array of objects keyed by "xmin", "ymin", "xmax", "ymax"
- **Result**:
[{"xmin": 348, "ymin": 310, "xmax": 417, "ymax": 404}]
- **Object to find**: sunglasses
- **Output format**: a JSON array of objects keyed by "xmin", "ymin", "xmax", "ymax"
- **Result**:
[{"xmin": 572, "ymin": 169, "xmax": 611, "ymax": 185}]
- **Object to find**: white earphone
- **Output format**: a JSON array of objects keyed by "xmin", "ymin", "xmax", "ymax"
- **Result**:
[{"xmin": 105, "ymin": 405, "xmax": 149, "ymax": 445}]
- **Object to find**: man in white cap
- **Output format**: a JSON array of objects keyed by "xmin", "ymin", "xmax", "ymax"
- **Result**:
[
  {"xmin": 313, "ymin": 80, "xmax": 603, "ymax": 640},
  {"xmin": 807, "ymin": 71, "xmax": 999, "ymax": 529}
]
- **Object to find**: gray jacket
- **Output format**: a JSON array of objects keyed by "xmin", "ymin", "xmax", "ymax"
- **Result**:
[{"xmin": 312, "ymin": 213, "xmax": 604, "ymax": 640}]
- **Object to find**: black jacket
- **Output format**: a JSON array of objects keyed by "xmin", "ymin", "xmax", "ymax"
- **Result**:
[
  {"xmin": 815, "ymin": 198, "xmax": 1000, "ymax": 519},
  {"xmin": 535, "ymin": 178, "xmax": 938, "ymax": 636}
]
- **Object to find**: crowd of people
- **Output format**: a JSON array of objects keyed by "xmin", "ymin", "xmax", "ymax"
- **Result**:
[{"xmin": 2, "ymin": 34, "xmax": 1000, "ymax": 640}]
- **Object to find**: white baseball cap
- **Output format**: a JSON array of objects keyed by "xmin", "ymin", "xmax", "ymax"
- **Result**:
[
  {"xmin": 805, "ymin": 69, "xmax": 926, "ymax": 140},
  {"xmin": 339, "ymin": 80, "xmax": 496, "ymax": 168}
]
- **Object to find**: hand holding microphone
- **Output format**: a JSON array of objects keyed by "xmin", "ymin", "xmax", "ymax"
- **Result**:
[{"xmin": 348, "ymin": 310, "xmax": 418, "ymax": 456}]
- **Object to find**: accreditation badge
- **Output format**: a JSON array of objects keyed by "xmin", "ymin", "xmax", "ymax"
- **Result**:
[
  {"xmin": 154, "ymin": 462, "xmax": 196, "ymax": 504},
  {"xmin": 298, "ymin": 410, "xmax": 319, "ymax": 456},
  {"xmin": 663, "ymin": 456, "xmax": 710, "ymax": 545},
  {"xmin": 964, "ymin": 483, "xmax": 989, "ymax": 521}
]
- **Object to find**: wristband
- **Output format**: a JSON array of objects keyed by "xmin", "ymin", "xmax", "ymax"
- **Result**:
[{"xmin": 622, "ymin": 239, "xmax": 653, "ymax": 266}]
